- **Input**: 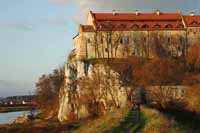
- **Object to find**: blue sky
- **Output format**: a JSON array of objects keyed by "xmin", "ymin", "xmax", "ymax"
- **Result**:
[{"xmin": 0, "ymin": 0, "xmax": 199, "ymax": 96}]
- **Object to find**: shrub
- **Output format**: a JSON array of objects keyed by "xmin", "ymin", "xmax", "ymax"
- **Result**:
[
  {"xmin": 36, "ymin": 67, "xmax": 65, "ymax": 118},
  {"xmin": 186, "ymin": 44, "xmax": 200, "ymax": 72}
]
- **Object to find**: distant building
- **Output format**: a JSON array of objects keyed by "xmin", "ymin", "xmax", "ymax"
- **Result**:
[{"xmin": 0, "ymin": 95, "xmax": 36, "ymax": 106}]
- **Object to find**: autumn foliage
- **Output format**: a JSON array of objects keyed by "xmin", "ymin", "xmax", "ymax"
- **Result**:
[
  {"xmin": 186, "ymin": 44, "xmax": 200, "ymax": 72},
  {"xmin": 36, "ymin": 67, "xmax": 65, "ymax": 118}
]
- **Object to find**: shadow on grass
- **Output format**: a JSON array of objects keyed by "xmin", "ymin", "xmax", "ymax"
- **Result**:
[
  {"xmin": 161, "ymin": 109, "xmax": 200, "ymax": 132},
  {"xmin": 110, "ymin": 110, "xmax": 146, "ymax": 133}
]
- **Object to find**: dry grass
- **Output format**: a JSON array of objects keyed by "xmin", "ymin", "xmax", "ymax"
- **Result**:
[
  {"xmin": 75, "ymin": 107, "xmax": 129, "ymax": 133},
  {"xmin": 141, "ymin": 107, "xmax": 183, "ymax": 133},
  {"xmin": 185, "ymin": 85, "xmax": 200, "ymax": 114}
]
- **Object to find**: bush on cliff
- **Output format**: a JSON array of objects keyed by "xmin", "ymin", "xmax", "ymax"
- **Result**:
[{"xmin": 36, "ymin": 66, "xmax": 65, "ymax": 119}]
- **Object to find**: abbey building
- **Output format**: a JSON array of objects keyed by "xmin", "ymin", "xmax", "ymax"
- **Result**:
[{"xmin": 74, "ymin": 11, "xmax": 200, "ymax": 60}]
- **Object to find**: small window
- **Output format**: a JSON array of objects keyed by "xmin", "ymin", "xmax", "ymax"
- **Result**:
[
  {"xmin": 107, "ymin": 36, "xmax": 112, "ymax": 43},
  {"xmin": 141, "ymin": 24, "xmax": 149, "ymax": 29},
  {"xmin": 154, "ymin": 24, "xmax": 161, "ymax": 29},
  {"xmin": 179, "ymin": 37, "xmax": 184, "ymax": 44},
  {"xmin": 165, "ymin": 24, "xmax": 173, "ymax": 28},
  {"xmin": 120, "ymin": 38, "xmax": 123, "ymax": 44},
  {"xmin": 105, "ymin": 48, "xmax": 109, "ymax": 52},
  {"xmin": 107, "ymin": 24, "xmax": 114, "ymax": 29},
  {"xmin": 133, "ymin": 38, "xmax": 137, "ymax": 43},
  {"xmin": 100, "ymin": 37, "xmax": 103, "ymax": 44},
  {"xmin": 98, "ymin": 24, "xmax": 103, "ymax": 29},
  {"xmin": 191, "ymin": 21, "xmax": 198, "ymax": 25},
  {"xmin": 168, "ymin": 37, "xmax": 171, "ymax": 43},
  {"xmin": 131, "ymin": 24, "xmax": 139, "ymax": 30},
  {"xmin": 118, "ymin": 24, "xmax": 126, "ymax": 29},
  {"xmin": 178, "ymin": 46, "xmax": 181, "ymax": 52},
  {"xmin": 143, "ymin": 37, "xmax": 147, "ymax": 42},
  {"xmin": 87, "ymin": 39, "xmax": 91, "ymax": 43},
  {"xmin": 120, "ymin": 36, "xmax": 129, "ymax": 44},
  {"xmin": 84, "ymin": 61, "xmax": 90, "ymax": 75},
  {"xmin": 177, "ymin": 24, "xmax": 184, "ymax": 28}
]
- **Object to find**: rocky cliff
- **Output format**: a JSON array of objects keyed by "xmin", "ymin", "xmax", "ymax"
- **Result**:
[{"xmin": 58, "ymin": 51, "xmax": 132, "ymax": 122}]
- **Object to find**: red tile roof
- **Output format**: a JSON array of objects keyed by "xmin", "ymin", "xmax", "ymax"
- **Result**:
[
  {"xmin": 91, "ymin": 12, "xmax": 184, "ymax": 31},
  {"xmin": 95, "ymin": 21, "xmax": 184, "ymax": 31},
  {"xmin": 183, "ymin": 16, "xmax": 200, "ymax": 27},
  {"xmin": 93, "ymin": 12, "xmax": 182, "ymax": 21},
  {"xmin": 79, "ymin": 12, "xmax": 200, "ymax": 32}
]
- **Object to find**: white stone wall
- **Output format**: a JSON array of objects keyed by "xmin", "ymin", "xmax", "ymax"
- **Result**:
[{"xmin": 74, "ymin": 30, "xmax": 187, "ymax": 60}]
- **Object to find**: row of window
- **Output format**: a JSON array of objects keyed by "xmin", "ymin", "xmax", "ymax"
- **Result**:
[
  {"xmin": 190, "ymin": 21, "xmax": 200, "ymax": 26},
  {"xmin": 87, "ymin": 36, "xmax": 185, "ymax": 45},
  {"xmin": 98, "ymin": 23, "xmax": 185, "ymax": 29}
]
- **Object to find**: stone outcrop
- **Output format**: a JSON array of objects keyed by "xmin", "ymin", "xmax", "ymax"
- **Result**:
[{"xmin": 58, "ymin": 54, "xmax": 131, "ymax": 122}]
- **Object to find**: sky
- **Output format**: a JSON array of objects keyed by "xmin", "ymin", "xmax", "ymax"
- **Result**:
[{"xmin": 0, "ymin": 0, "xmax": 200, "ymax": 97}]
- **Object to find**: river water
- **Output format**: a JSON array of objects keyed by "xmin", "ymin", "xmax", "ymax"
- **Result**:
[{"xmin": 0, "ymin": 111, "xmax": 29, "ymax": 124}]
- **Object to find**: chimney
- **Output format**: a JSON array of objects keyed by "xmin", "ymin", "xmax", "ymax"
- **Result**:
[
  {"xmin": 156, "ymin": 9, "xmax": 161, "ymax": 16},
  {"xmin": 135, "ymin": 10, "xmax": 139, "ymax": 16},
  {"xmin": 190, "ymin": 11, "xmax": 195, "ymax": 16},
  {"xmin": 112, "ymin": 10, "xmax": 117, "ymax": 16}
]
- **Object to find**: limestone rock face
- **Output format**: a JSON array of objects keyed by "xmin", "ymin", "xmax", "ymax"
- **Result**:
[{"xmin": 58, "ymin": 54, "xmax": 130, "ymax": 122}]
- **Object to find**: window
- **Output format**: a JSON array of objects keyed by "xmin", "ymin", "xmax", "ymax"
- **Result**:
[
  {"xmin": 179, "ymin": 36, "xmax": 184, "ymax": 44},
  {"xmin": 153, "ymin": 24, "xmax": 161, "ymax": 29},
  {"xmin": 105, "ymin": 48, "xmax": 109, "ymax": 52},
  {"xmin": 178, "ymin": 46, "xmax": 181, "ymax": 51},
  {"xmin": 133, "ymin": 38, "xmax": 137, "ymax": 43},
  {"xmin": 141, "ymin": 24, "xmax": 149, "ymax": 29},
  {"xmin": 97, "ymin": 24, "xmax": 103, "ymax": 29},
  {"xmin": 131, "ymin": 24, "xmax": 139, "ymax": 30},
  {"xmin": 143, "ymin": 37, "xmax": 147, "ymax": 42},
  {"xmin": 100, "ymin": 37, "xmax": 103, "ymax": 44},
  {"xmin": 120, "ymin": 36, "xmax": 129, "ymax": 44},
  {"xmin": 87, "ymin": 38, "xmax": 91, "ymax": 43},
  {"xmin": 167, "ymin": 37, "xmax": 171, "ymax": 43},
  {"xmin": 118, "ymin": 24, "xmax": 126, "ymax": 29},
  {"xmin": 106, "ymin": 23, "xmax": 114, "ymax": 29},
  {"xmin": 107, "ymin": 35, "xmax": 112, "ymax": 43},
  {"xmin": 177, "ymin": 24, "xmax": 184, "ymax": 28},
  {"xmin": 191, "ymin": 21, "xmax": 198, "ymax": 26},
  {"xmin": 84, "ymin": 61, "xmax": 90, "ymax": 75},
  {"xmin": 165, "ymin": 24, "xmax": 173, "ymax": 28}
]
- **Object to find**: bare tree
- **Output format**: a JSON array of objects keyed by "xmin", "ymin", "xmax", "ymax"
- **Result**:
[{"xmin": 36, "ymin": 66, "xmax": 65, "ymax": 118}]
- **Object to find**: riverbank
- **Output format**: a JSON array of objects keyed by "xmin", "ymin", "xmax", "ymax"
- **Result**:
[
  {"xmin": 0, "ymin": 106, "xmax": 199, "ymax": 133},
  {"xmin": 0, "ymin": 106, "xmax": 33, "ymax": 113},
  {"xmin": 0, "ymin": 107, "xmax": 129, "ymax": 133}
]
